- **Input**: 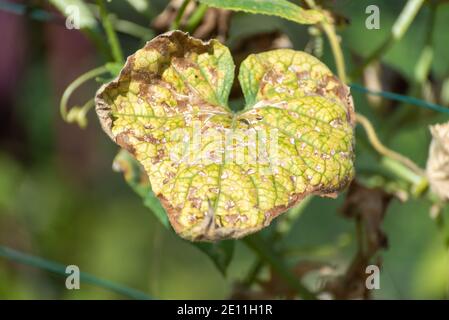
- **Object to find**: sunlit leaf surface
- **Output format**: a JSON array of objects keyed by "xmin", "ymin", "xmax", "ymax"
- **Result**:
[
  {"xmin": 113, "ymin": 148, "xmax": 235, "ymax": 274},
  {"xmin": 197, "ymin": 0, "xmax": 325, "ymax": 25},
  {"xmin": 96, "ymin": 31, "xmax": 355, "ymax": 241}
]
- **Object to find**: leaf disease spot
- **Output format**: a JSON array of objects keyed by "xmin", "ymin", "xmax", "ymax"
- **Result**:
[{"xmin": 95, "ymin": 31, "xmax": 355, "ymax": 241}]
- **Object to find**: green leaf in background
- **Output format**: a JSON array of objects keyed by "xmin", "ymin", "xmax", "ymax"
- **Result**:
[
  {"xmin": 197, "ymin": 0, "xmax": 325, "ymax": 25},
  {"xmin": 112, "ymin": 149, "xmax": 235, "ymax": 276},
  {"xmin": 226, "ymin": 12, "xmax": 310, "ymax": 55},
  {"xmin": 48, "ymin": 0, "xmax": 98, "ymax": 29},
  {"xmin": 95, "ymin": 31, "xmax": 355, "ymax": 242}
]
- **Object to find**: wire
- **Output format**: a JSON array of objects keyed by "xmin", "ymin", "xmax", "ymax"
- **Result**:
[{"xmin": 350, "ymin": 83, "xmax": 449, "ymax": 116}]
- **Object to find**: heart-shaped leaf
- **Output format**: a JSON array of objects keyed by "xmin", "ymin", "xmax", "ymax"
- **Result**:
[
  {"xmin": 197, "ymin": 0, "xmax": 325, "ymax": 25},
  {"xmin": 95, "ymin": 31, "xmax": 355, "ymax": 241}
]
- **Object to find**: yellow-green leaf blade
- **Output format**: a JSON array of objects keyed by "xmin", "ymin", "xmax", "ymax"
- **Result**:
[
  {"xmin": 95, "ymin": 32, "xmax": 355, "ymax": 242},
  {"xmin": 238, "ymin": 49, "xmax": 354, "ymax": 114},
  {"xmin": 238, "ymin": 49, "xmax": 355, "ymax": 199}
]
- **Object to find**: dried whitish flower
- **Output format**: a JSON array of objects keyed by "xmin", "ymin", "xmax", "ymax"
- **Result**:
[{"xmin": 426, "ymin": 122, "xmax": 449, "ymax": 200}]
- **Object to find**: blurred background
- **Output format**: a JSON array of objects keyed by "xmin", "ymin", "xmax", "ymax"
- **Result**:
[{"xmin": 1, "ymin": 0, "xmax": 449, "ymax": 299}]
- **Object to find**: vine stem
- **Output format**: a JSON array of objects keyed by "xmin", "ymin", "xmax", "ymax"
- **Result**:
[
  {"xmin": 185, "ymin": 3, "xmax": 209, "ymax": 33},
  {"xmin": 356, "ymin": 113, "xmax": 426, "ymax": 177},
  {"xmin": 0, "ymin": 245, "xmax": 152, "ymax": 300},
  {"xmin": 171, "ymin": 0, "xmax": 192, "ymax": 30},
  {"xmin": 60, "ymin": 65, "xmax": 108, "ymax": 125},
  {"xmin": 304, "ymin": 0, "xmax": 346, "ymax": 83},
  {"xmin": 414, "ymin": 2, "xmax": 437, "ymax": 83},
  {"xmin": 112, "ymin": 18, "xmax": 154, "ymax": 40},
  {"xmin": 97, "ymin": 0, "xmax": 124, "ymax": 64}
]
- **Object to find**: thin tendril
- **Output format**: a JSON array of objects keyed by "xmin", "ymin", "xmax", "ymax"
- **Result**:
[
  {"xmin": 60, "ymin": 65, "xmax": 108, "ymax": 127},
  {"xmin": 356, "ymin": 113, "xmax": 425, "ymax": 177}
]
